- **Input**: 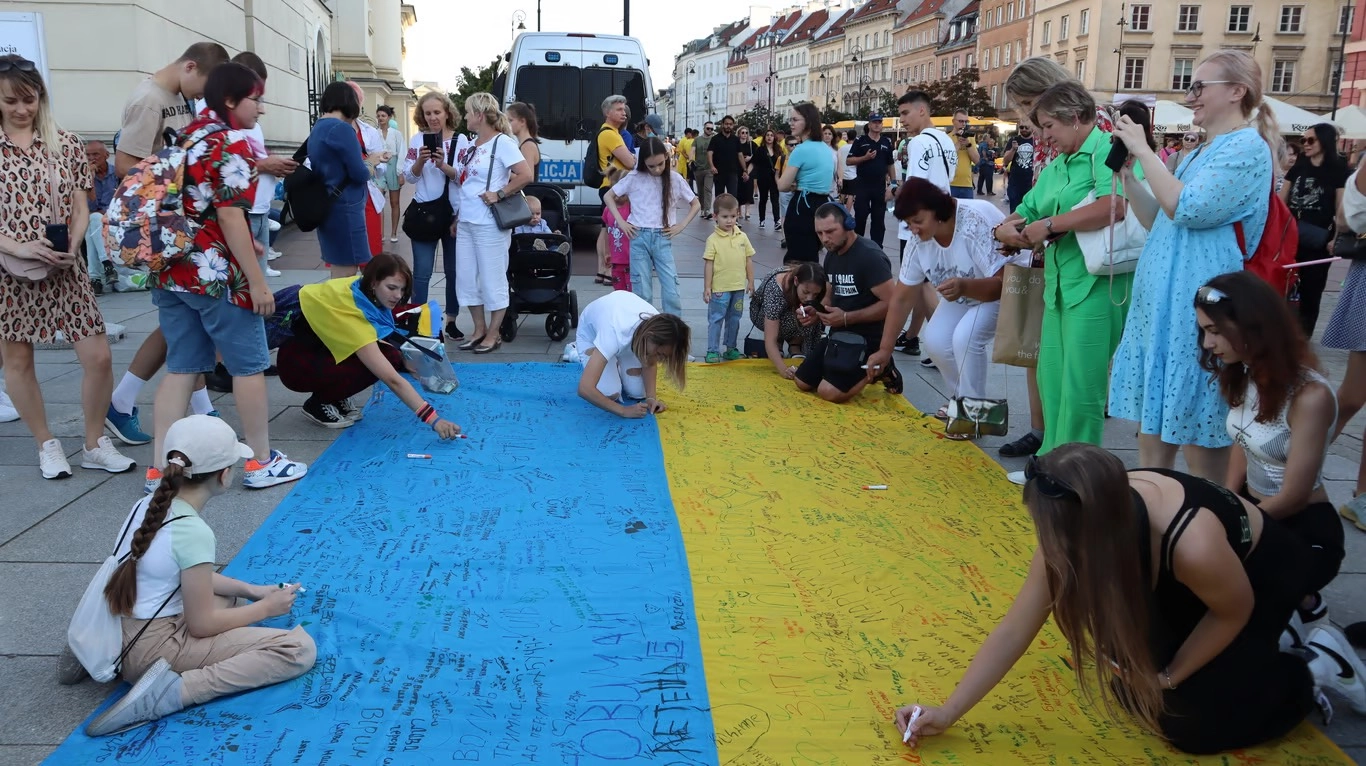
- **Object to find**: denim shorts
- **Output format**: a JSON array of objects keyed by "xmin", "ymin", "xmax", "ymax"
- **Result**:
[{"xmin": 152, "ymin": 289, "xmax": 269, "ymax": 377}]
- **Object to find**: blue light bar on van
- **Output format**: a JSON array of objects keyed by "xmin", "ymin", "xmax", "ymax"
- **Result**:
[
  {"xmin": 544, "ymin": 52, "xmax": 561, "ymax": 62},
  {"xmin": 603, "ymin": 54, "xmax": 619, "ymax": 65}
]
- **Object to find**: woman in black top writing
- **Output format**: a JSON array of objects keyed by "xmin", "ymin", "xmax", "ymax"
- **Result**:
[
  {"xmin": 896, "ymin": 443, "xmax": 1366, "ymax": 755},
  {"xmin": 1281, "ymin": 123, "xmax": 1349, "ymax": 336}
]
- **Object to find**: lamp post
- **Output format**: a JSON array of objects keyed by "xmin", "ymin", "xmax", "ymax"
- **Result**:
[
  {"xmin": 511, "ymin": 10, "xmax": 526, "ymax": 41},
  {"xmin": 848, "ymin": 41, "xmax": 864, "ymax": 112},
  {"xmin": 536, "ymin": 0, "xmax": 541, "ymax": 31},
  {"xmin": 1334, "ymin": 11, "xmax": 1351, "ymax": 118},
  {"xmin": 1112, "ymin": 4, "xmax": 1127, "ymax": 94},
  {"xmin": 705, "ymin": 82, "xmax": 714, "ymax": 120},
  {"xmin": 685, "ymin": 62, "xmax": 696, "ymax": 133}
]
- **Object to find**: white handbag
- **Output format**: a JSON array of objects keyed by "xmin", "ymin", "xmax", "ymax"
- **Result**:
[{"xmin": 1073, "ymin": 181, "xmax": 1149, "ymax": 277}]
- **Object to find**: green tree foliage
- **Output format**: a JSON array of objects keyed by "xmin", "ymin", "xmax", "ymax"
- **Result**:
[
  {"xmin": 907, "ymin": 67, "xmax": 997, "ymax": 118},
  {"xmin": 736, "ymin": 104, "xmax": 789, "ymax": 135},
  {"xmin": 447, "ymin": 56, "xmax": 501, "ymax": 133},
  {"xmin": 820, "ymin": 104, "xmax": 849, "ymax": 125}
]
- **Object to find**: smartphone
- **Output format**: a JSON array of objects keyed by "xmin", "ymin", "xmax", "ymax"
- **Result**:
[
  {"xmin": 44, "ymin": 223, "xmax": 70, "ymax": 254},
  {"xmin": 422, "ymin": 132, "xmax": 439, "ymax": 153},
  {"xmin": 1104, "ymin": 139, "xmax": 1129, "ymax": 173}
]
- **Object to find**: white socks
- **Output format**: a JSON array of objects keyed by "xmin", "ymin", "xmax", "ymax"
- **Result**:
[
  {"xmin": 190, "ymin": 387, "xmax": 214, "ymax": 416},
  {"xmin": 110, "ymin": 372, "xmax": 146, "ymax": 415}
]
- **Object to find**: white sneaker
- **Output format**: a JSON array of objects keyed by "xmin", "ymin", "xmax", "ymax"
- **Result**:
[
  {"xmin": 389, "ymin": 235, "xmax": 399, "ymax": 243},
  {"xmin": 1006, "ymin": 470, "xmax": 1027, "ymax": 486},
  {"xmin": 265, "ymin": 266, "xmax": 282, "ymax": 277},
  {"xmin": 1307, "ymin": 625, "xmax": 1366, "ymax": 715},
  {"xmin": 267, "ymin": 248, "xmax": 283, "ymax": 261},
  {"xmin": 0, "ymin": 389, "xmax": 18, "ymax": 423},
  {"xmin": 243, "ymin": 449, "xmax": 308, "ymax": 489},
  {"xmin": 81, "ymin": 436, "xmax": 136, "ymax": 473},
  {"xmin": 84, "ymin": 658, "xmax": 184, "ymax": 736},
  {"xmin": 267, "ymin": 218, "xmax": 281, "ymax": 233},
  {"xmin": 39, "ymin": 439, "xmax": 72, "ymax": 479}
]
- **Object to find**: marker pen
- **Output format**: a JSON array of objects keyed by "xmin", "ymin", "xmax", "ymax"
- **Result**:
[
  {"xmin": 862, "ymin": 484, "xmax": 888, "ymax": 490},
  {"xmin": 278, "ymin": 583, "xmax": 307, "ymax": 594},
  {"xmin": 903, "ymin": 706, "xmax": 922, "ymax": 743},
  {"xmin": 406, "ymin": 453, "xmax": 432, "ymax": 459}
]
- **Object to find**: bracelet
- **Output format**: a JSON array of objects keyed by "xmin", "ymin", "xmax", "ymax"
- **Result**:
[
  {"xmin": 1160, "ymin": 668, "xmax": 1177, "ymax": 690},
  {"xmin": 416, "ymin": 403, "xmax": 438, "ymax": 425}
]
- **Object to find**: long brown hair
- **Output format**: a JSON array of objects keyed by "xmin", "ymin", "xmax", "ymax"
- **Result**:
[
  {"xmin": 1024, "ymin": 444, "xmax": 1163, "ymax": 736},
  {"xmin": 1197, "ymin": 270, "xmax": 1316, "ymax": 422},
  {"xmin": 104, "ymin": 453, "xmax": 218, "ymax": 616},
  {"xmin": 507, "ymin": 102, "xmax": 540, "ymax": 139},
  {"xmin": 630, "ymin": 313, "xmax": 690, "ymax": 390},
  {"xmin": 361, "ymin": 251, "xmax": 414, "ymax": 306},
  {"xmin": 638, "ymin": 137, "xmax": 673, "ymax": 226}
]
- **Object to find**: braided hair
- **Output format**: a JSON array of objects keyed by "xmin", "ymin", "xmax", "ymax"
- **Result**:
[{"xmin": 103, "ymin": 452, "xmax": 215, "ymax": 616}]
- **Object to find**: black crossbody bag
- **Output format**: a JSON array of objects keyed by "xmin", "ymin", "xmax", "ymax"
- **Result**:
[{"xmin": 402, "ymin": 138, "xmax": 458, "ymax": 242}]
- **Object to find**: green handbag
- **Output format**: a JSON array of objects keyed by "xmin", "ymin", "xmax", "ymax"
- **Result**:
[{"xmin": 944, "ymin": 397, "xmax": 1009, "ymax": 438}]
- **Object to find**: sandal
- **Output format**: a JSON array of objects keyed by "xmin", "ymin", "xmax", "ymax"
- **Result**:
[
  {"xmin": 457, "ymin": 334, "xmax": 486, "ymax": 352},
  {"xmin": 473, "ymin": 337, "xmax": 503, "ymax": 354},
  {"xmin": 935, "ymin": 404, "xmax": 950, "ymax": 419},
  {"xmin": 595, "ymin": 272, "xmax": 613, "ymax": 285}
]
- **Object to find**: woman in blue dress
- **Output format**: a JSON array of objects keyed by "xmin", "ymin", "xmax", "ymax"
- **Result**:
[{"xmin": 1107, "ymin": 50, "xmax": 1276, "ymax": 481}]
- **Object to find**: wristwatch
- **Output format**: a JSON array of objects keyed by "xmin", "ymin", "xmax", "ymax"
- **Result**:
[
  {"xmin": 496, "ymin": 189, "xmax": 506, "ymax": 201},
  {"xmin": 1043, "ymin": 218, "xmax": 1056, "ymax": 235}
]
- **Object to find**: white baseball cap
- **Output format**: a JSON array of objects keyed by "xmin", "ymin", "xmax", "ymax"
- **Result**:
[{"xmin": 163, "ymin": 415, "xmax": 254, "ymax": 477}]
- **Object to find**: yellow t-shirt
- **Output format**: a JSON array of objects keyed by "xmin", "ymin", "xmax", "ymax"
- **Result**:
[
  {"xmin": 676, "ymin": 137, "xmax": 694, "ymax": 178},
  {"xmin": 702, "ymin": 226, "xmax": 755, "ymax": 293},
  {"xmin": 952, "ymin": 138, "xmax": 976, "ymax": 188},
  {"xmin": 597, "ymin": 124, "xmax": 626, "ymax": 188}
]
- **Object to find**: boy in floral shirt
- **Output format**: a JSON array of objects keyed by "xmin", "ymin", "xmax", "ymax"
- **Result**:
[{"xmin": 146, "ymin": 62, "xmax": 307, "ymax": 491}]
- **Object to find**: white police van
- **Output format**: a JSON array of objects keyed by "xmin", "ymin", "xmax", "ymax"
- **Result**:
[{"xmin": 494, "ymin": 33, "xmax": 653, "ymax": 223}]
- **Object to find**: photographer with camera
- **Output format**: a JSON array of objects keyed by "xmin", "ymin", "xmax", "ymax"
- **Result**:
[{"xmin": 950, "ymin": 110, "xmax": 980, "ymax": 200}]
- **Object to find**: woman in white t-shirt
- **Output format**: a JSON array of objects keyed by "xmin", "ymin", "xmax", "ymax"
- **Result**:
[
  {"xmin": 570, "ymin": 291, "xmax": 690, "ymax": 418},
  {"xmin": 72, "ymin": 415, "xmax": 315, "ymax": 736},
  {"xmin": 868, "ymin": 178, "xmax": 1014, "ymax": 429},
  {"xmin": 838, "ymin": 129, "xmax": 857, "ymax": 207},
  {"xmin": 451, "ymin": 92, "xmax": 532, "ymax": 354},
  {"xmin": 402, "ymin": 92, "xmax": 470, "ymax": 339}
]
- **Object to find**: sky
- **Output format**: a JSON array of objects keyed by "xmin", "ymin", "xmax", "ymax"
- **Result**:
[{"xmin": 404, "ymin": 0, "xmax": 760, "ymax": 92}]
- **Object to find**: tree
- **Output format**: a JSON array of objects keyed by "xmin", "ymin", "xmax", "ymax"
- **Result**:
[
  {"xmin": 909, "ymin": 67, "xmax": 997, "ymax": 118},
  {"xmin": 737, "ymin": 104, "xmax": 788, "ymax": 135},
  {"xmin": 820, "ymin": 104, "xmax": 849, "ymax": 125},
  {"xmin": 448, "ymin": 56, "xmax": 501, "ymax": 133}
]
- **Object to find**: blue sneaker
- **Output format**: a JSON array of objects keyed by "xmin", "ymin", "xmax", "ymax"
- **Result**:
[
  {"xmin": 105, "ymin": 405, "xmax": 151, "ymax": 445},
  {"xmin": 206, "ymin": 410, "xmax": 221, "ymax": 418}
]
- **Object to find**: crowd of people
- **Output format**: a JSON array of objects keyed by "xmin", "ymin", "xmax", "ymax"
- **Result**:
[{"xmin": 5, "ymin": 37, "xmax": 1365, "ymax": 756}]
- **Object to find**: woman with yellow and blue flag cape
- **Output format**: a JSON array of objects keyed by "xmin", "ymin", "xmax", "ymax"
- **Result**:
[{"xmin": 274, "ymin": 253, "xmax": 462, "ymax": 437}]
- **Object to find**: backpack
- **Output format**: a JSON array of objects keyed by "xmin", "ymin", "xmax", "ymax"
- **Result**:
[
  {"xmin": 1234, "ymin": 184, "xmax": 1298, "ymax": 297},
  {"xmin": 582, "ymin": 125, "xmax": 616, "ymax": 189},
  {"xmin": 283, "ymin": 139, "xmax": 346, "ymax": 232},
  {"xmin": 103, "ymin": 121, "xmax": 228, "ymax": 273},
  {"xmin": 264, "ymin": 284, "xmax": 304, "ymax": 350}
]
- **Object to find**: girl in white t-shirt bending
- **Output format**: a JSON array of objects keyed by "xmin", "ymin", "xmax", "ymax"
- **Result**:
[
  {"xmin": 869, "ymin": 179, "xmax": 1016, "ymax": 424},
  {"xmin": 571, "ymin": 291, "xmax": 690, "ymax": 419},
  {"xmin": 77, "ymin": 415, "xmax": 316, "ymax": 736}
]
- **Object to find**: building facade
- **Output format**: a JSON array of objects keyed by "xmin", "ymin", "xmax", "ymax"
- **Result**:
[
  {"xmin": 977, "ymin": 0, "xmax": 1035, "ymax": 115},
  {"xmin": 934, "ymin": 0, "xmax": 981, "ymax": 87},
  {"xmin": 809, "ymin": 7, "xmax": 857, "ymax": 112},
  {"xmin": 840, "ymin": 0, "xmax": 900, "ymax": 114},
  {"xmin": 1341, "ymin": 0, "xmax": 1366, "ymax": 109},
  {"xmin": 0, "ymin": 0, "xmax": 415, "ymax": 147}
]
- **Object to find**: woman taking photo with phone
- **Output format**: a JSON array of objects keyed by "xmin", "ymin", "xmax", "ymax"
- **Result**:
[
  {"xmin": 402, "ymin": 92, "xmax": 468, "ymax": 339},
  {"xmin": 0, "ymin": 54, "xmax": 134, "ymax": 479}
]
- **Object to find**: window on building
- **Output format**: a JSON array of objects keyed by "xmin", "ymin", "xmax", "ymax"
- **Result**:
[
  {"xmin": 1279, "ymin": 5, "xmax": 1303, "ymax": 33},
  {"xmin": 991, "ymin": 84, "xmax": 999, "ymax": 105},
  {"xmin": 994, "ymin": 46, "xmax": 1002, "ymax": 68},
  {"xmin": 1123, "ymin": 57, "xmax": 1146, "ymax": 89},
  {"xmin": 1177, "ymin": 5, "xmax": 1200, "ymax": 31},
  {"xmin": 941, "ymin": 60, "xmax": 949, "ymax": 78},
  {"xmin": 1076, "ymin": 59, "xmax": 1086, "ymax": 81},
  {"xmin": 1228, "ymin": 5, "xmax": 1251, "ymax": 32},
  {"xmin": 1341, "ymin": 5, "xmax": 1356, "ymax": 35},
  {"xmin": 953, "ymin": 56, "xmax": 961, "ymax": 74},
  {"xmin": 1009, "ymin": 41, "xmax": 1017, "ymax": 63},
  {"xmin": 1008, "ymin": 3, "xmax": 1015, "ymax": 21},
  {"xmin": 1060, "ymin": 15, "xmax": 1070, "ymax": 38},
  {"xmin": 1171, "ymin": 58, "xmax": 1193, "ymax": 91},
  {"xmin": 1130, "ymin": 4, "xmax": 1151, "ymax": 31},
  {"xmin": 1043, "ymin": 20, "xmax": 1052, "ymax": 43},
  {"xmin": 1019, "ymin": 0, "xmax": 1026, "ymax": 16},
  {"xmin": 1080, "ymin": 9, "xmax": 1090, "ymax": 34},
  {"xmin": 997, "ymin": 7, "xmax": 1004, "ymax": 25},
  {"xmin": 1271, "ymin": 59, "xmax": 1295, "ymax": 91}
]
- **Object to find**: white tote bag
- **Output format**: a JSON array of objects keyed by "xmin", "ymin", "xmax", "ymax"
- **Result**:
[{"xmin": 1073, "ymin": 181, "xmax": 1149, "ymax": 276}]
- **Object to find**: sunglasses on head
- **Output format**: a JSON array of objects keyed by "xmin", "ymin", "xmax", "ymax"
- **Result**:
[
  {"xmin": 1195, "ymin": 285, "xmax": 1229, "ymax": 305},
  {"xmin": 1024, "ymin": 455, "xmax": 1079, "ymax": 500},
  {"xmin": 0, "ymin": 58, "xmax": 37, "ymax": 73}
]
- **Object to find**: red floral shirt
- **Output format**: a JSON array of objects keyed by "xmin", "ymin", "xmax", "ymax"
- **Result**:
[{"xmin": 152, "ymin": 114, "xmax": 259, "ymax": 309}]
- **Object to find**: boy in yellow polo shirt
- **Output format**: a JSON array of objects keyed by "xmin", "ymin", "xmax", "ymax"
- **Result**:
[{"xmin": 702, "ymin": 194, "xmax": 755, "ymax": 363}]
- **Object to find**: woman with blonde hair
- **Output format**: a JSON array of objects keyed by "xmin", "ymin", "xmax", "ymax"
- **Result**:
[
  {"xmin": 452, "ymin": 92, "xmax": 532, "ymax": 353},
  {"xmin": 1108, "ymin": 49, "xmax": 1278, "ymax": 481},
  {"xmin": 401, "ymin": 90, "xmax": 468, "ymax": 338},
  {"xmin": 0, "ymin": 54, "xmax": 134, "ymax": 478}
]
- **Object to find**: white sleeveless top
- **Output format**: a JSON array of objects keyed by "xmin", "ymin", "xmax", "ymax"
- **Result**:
[{"xmin": 1226, "ymin": 369, "xmax": 1336, "ymax": 497}]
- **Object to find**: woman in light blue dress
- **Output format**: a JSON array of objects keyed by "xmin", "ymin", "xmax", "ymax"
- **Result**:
[{"xmin": 1107, "ymin": 50, "xmax": 1276, "ymax": 481}]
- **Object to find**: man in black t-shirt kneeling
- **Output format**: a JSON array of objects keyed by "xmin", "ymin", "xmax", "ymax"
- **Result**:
[{"xmin": 794, "ymin": 203, "xmax": 902, "ymax": 403}]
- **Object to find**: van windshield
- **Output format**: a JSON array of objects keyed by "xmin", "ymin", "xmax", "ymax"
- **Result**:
[{"xmin": 514, "ymin": 65, "xmax": 648, "ymax": 141}]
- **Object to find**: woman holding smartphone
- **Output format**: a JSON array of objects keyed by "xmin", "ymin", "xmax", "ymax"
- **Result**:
[
  {"xmin": 402, "ymin": 92, "xmax": 469, "ymax": 339},
  {"xmin": 0, "ymin": 55, "xmax": 134, "ymax": 479}
]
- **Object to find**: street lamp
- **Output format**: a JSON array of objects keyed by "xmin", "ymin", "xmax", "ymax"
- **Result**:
[
  {"xmin": 705, "ymin": 82, "xmax": 714, "ymax": 120},
  {"xmin": 685, "ymin": 62, "xmax": 695, "ymax": 132},
  {"xmin": 511, "ymin": 10, "xmax": 526, "ymax": 41}
]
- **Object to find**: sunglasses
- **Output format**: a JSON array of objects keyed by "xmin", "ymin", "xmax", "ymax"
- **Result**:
[
  {"xmin": 0, "ymin": 58, "xmax": 37, "ymax": 73},
  {"xmin": 1024, "ymin": 455, "xmax": 1079, "ymax": 500},
  {"xmin": 1195, "ymin": 285, "xmax": 1229, "ymax": 304},
  {"xmin": 1185, "ymin": 79, "xmax": 1233, "ymax": 99},
  {"xmin": 1303, "ymin": 136, "xmax": 1318, "ymax": 146},
  {"xmin": 704, "ymin": 127, "xmax": 714, "ymax": 132},
  {"xmin": 1183, "ymin": 136, "xmax": 1198, "ymax": 143}
]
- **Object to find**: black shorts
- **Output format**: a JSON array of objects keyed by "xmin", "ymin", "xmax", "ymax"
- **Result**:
[
  {"xmin": 840, "ymin": 180, "xmax": 857, "ymax": 196},
  {"xmin": 794, "ymin": 338, "xmax": 866, "ymax": 393}
]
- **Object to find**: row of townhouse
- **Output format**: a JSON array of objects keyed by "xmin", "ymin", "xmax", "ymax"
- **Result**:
[{"xmin": 669, "ymin": 0, "xmax": 1352, "ymax": 127}]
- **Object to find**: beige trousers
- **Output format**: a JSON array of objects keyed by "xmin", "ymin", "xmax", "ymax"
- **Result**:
[{"xmin": 120, "ymin": 596, "xmax": 316, "ymax": 706}]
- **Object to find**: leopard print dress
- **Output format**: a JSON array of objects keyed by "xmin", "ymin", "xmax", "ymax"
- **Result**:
[{"xmin": 0, "ymin": 127, "xmax": 104, "ymax": 344}]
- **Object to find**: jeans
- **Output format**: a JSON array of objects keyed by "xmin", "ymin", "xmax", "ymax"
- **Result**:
[
  {"xmin": 153, "ymin": 289, "xmax": 269, "ymax": 376},
  {"xmin": 85, "ymin": 212, "xmax": 108, "ymax": 277},
  {"xmin": 976, "ymin": 165, "xmax": 994, "ymax": 194},
  {"xmin": 249, "ymin": 212, "xmax": 270, "ymax": 273},
  {"xmin": 268, "ymin": 207, "xmax": 281, "ymax": 246},
  {"xmin": 854, "ymin": 188, "xmax": 887, "ymax": 246},
  {"xmin": 410, "ymin": 234, "xmax": 459, "ymax": 315},
  {"xmin": 706, "ymin": 290, "xmax": 745, "ymax": 353},
  {"xmin": 629, "ymin": 228, "xmax": 681, "ymax": 315},
  {"xmin": 950, "ymin": 186, "xmax": 975, "ymax": 200}
]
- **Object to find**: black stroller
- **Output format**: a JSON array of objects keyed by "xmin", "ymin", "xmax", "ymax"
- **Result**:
[{"xmin": 498, "ymin": 183, "xmax": 578, "ymax": 342}]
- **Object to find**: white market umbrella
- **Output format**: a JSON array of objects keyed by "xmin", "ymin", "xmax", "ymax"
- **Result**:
[
  {"xmin": 1261, "ymin": 96, "xmax": 1336, "ymax": 134},
  {"xmin": 1321, "ymin": 105, "xmax": 1366, "ymax": 140},
  {"xmin": 1153, "ymin": 100, "xmax": 1196, "ymax": 134}
]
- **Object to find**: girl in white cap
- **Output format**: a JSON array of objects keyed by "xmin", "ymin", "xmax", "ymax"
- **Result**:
[{"xmin": 73, "ymin": 415, "xmax": 317, "ymax": 735}]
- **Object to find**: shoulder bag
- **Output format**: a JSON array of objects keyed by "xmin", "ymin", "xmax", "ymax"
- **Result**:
[
  {"xmin": 1, "ymin": 158, "xmax": 63, "ymax": 282},
  {"xmin": 284, "ymin": 136, "xmax": 353, "ymax": 233},
  {"xmin": 1073, "ymin": 178, "xmax": 1148, "ymax": 278},
  {"xmin": 1333, "ymin": 229, "xmax": 1366, "ymax": 262},
  {"xmin": 487, "ymin": 135, "xmax": 533, "ymax": 230},
  {"xmin": 402, "ymin": 136, "xmax": 458, "ymax": 242}
]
